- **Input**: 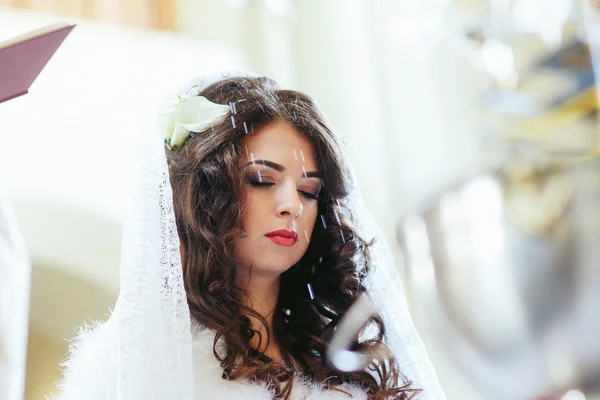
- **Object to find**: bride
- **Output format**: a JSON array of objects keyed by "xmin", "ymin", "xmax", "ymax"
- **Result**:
[{"xmin": 52, "ymin": 72, "xmax": 445, "ymax": 399}]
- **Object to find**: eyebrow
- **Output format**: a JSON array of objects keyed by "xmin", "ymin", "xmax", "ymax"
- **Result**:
[{"xmin": 243, "ymin": 159, "xmax": 321, "ymax": 178}]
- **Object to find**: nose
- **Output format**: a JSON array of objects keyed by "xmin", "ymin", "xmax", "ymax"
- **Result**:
[{"xmin": 275, "ymin": 183, "xmax": 303, "ymax": 219}]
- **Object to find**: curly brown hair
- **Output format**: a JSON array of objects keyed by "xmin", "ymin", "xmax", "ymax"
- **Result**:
[{"xmin": 165, "ymin": 76, "xmax": 420, "ymax": 399}]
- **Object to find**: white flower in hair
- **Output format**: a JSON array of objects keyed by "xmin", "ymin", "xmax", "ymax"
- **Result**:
[{"xmin": 161, "ymin": 92, "xmax": 231, "ymax": 150}]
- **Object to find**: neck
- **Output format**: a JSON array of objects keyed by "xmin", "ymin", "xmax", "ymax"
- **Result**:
[{"xmin": 236, "ymin": 268, "xmax": 281, "ymax": 357}]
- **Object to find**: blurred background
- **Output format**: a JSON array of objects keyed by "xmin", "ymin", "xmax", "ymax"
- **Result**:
[{"xmin": 1, "ymin": 0, "xmax": 599, "ymax": 399}]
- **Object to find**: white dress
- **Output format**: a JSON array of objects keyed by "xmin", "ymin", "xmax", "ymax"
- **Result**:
[{"xmin": 52, "ymin": 318, "xmax": 370, "ymax": 400}]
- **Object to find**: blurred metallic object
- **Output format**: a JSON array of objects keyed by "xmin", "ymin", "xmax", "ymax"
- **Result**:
[
  {"xmin": 397, "ymin": 150, "xmax": 600, "ymax": 399},
  {"xmin": 0, "ymin": 196, "xmax": 31, "ymax": 400},
  {"xmin": 327, "ymin": 294, "xmax": 377, "ymax": 372},
  {"xmin": 446, "ymin": 0, "xmax": 577, "ymax": 89},
  {"xmin": 403, "ymin": 2, "xmax": 600, "ymax": 397}
]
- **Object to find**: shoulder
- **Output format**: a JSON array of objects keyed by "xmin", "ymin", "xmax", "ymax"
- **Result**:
[{"xmin": 49, "ymin": 318, "xmax": 116, "ymax": 400}]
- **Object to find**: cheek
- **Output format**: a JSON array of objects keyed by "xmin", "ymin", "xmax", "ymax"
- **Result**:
[
  {"xmin": 304, "ymin": 197, "xmax": 319, "ymax": 211},
  {"xmin": 242, "ymin": 191, "xmax": 266, "ymax": 229},
  {"xmin": 299, "ymin": 204, "xmax": 319, "ymax": 240}
]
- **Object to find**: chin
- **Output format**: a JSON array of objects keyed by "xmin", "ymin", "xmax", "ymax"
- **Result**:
[
  {"xmin": 233, "ymin": 242, "xmax": 305, "ymax": 277},
  {"xmin": 252, "ymin": 261, "xmax": 295, "ymax": 276}
]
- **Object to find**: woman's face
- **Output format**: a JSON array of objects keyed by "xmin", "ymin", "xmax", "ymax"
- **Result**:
[{"xmin": 234, "ymin": 120, "xmax": 321, "ymax": 277}]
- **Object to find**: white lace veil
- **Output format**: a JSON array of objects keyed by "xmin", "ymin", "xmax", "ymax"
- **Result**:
[{"xmin": 104, "ymin": 71, "xmax": 446, "ymax": 399}]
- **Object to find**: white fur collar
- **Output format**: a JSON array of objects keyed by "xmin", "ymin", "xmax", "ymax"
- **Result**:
[
  {"xmin": 189, "ymin": 321, "xmax": 368, "ymax": 400},
  {"xmin": 51, "ymin": 319, "xmax": 369, "ymax": 400}
]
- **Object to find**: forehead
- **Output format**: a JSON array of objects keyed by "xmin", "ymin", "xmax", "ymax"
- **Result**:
[{"xmin": 244, "ymin": 120, "xmax": 317, "ymax": 168}]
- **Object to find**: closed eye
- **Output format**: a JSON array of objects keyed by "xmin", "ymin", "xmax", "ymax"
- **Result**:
[
  {"xmin": 299, "ymin": 190, "xmax": 318, "ymax": 200},
  {"xmin": 248, "ymin": 179, "xmax": 274, "ymax": 188},
  {"xmin": 247, "ymin": 173, "xmax": 320, "ymax": 200}
]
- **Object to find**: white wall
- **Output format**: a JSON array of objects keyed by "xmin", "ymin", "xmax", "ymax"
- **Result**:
[{"xmin": 0, "ymin": 9, "xmax": 246, "ymax": 222}]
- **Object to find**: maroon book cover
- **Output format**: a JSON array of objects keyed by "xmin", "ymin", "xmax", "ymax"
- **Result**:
[{"xmin": 0, "ymin": 22, "xmax": 75, "ymax": 104}]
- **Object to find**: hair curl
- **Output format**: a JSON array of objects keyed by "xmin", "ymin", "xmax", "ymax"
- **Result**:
[{"xmin": 165, "ymin": 76, "xmax": 420, "ymax": 399}]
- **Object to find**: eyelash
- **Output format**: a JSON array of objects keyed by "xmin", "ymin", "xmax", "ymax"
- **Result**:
[{"xmin": 247, "ymin": 179, "xmax": 319, "ymax": 200}]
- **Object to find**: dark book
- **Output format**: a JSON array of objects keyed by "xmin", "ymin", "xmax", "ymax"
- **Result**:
[{"xmin": 0, "ymin": 22, "xmax": 75, "ymax": 104}]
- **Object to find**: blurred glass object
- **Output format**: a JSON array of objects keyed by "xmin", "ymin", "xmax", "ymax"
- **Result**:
[
  {"xmin": 396, "ymin": 1, "xmax": 600, "ymax": 398},
  {"xmin": 0, "ymin": 197, "xmax": 31, "ymax": 400},
  {"xmin": 398, "ymin": 149, "xmax": 600, "ymax": 399},
  {"xmin": 446, "ymin": 0, "xmax": 600, "ymax": 166},
  {"xmin": 446, "ymin": 0, "xmax": 577, "ymax": 88},
  {"xmin": 563, "ymin": 390, "xmax": 588, "ymax": 400},
  {"xmin": 327, "ymin": 295, "xmax": 377, "ymax": 372}
]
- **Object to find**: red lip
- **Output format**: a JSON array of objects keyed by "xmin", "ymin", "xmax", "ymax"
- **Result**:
[
  {"xmin": 265, "ymin": 229, "xmax": 298, "ymax": 239},
  {"xmin": 265, "ymin": 230, "xmax": 298, "ymax": 246}
]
